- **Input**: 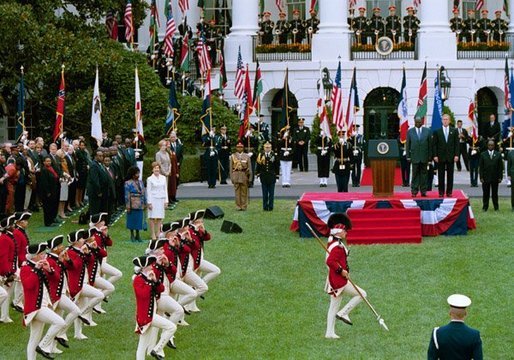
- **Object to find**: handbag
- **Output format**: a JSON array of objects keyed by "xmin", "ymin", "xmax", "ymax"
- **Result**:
[{"xmin": 129, "ymin": 180, "xmax": 144, "ymax": 209}]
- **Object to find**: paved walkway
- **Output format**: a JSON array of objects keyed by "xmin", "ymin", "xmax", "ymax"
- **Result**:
[{"xmin": 179, "ymin": 155, "xmax": 512, "ymax": 199}]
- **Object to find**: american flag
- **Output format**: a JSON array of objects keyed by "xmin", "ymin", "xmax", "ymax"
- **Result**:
[
  {"xmin": 179, "ymin": 0, "xmax": 190, "ymax": 13},
  {"xmin": 238, "ymin": 64, "xmax": 254, "ymax": 140},
  {"xmin": 413, "ymin": 0, "xmax": 421, "ymax": 7},
  {"xmin": 196, "ymin": 37, "xmax": 211, "ymax": 75},
  {"xmin": 318, "ymin": 69, "xmax": 331, "ymax": 139},
  {"xmin": 106, "ymin": 11, "xmax": 118, "ymax": 40},
  {"xmin": 331, "ymin": 61, "xmax": 344, "ymax": 131},
  {"xmin": 234, "ymin": 46, "xmax": 245, "ymax": 100},
  {"xmin": 164, "ymin": 14, "xmax": 177, "ymax": 57},
  {"xmin": 468, "ymin": 100, "xmax": 478, "ymax": 144},
  {"xmin": 349, "ymin": 0, "xmax": 357, "ymax": 9},
  {"xmin": 505, "ymin": 58, "xmax": 511, "ymax": 111},
  {"xmin": 276, "ymin": 0, "xmax": 283, "ymax": 12},
  {"xmin": 53, "ymin": 67, "xmax": 65, "ymax": 142},
  {"xmin": 475, "ymin": 0, "xmax": 484, "ymax": 11},
  {"xmin": 124, "ymin": 1, "xmax": 134, "ymax": 43},
  {"xmin": 345, "ymin": 67, "xmax": 359, "ymax": 137}
]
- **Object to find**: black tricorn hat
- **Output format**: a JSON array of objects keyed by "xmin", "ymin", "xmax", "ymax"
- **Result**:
[
  {"xmin": 148, "ymin": 239, "xmax": 167, "ymax": 251},
  {"xmin": 47, "ymin": 235, "xmax": 64, "ymax": 249},
  {"xmin": 162, "ymin": 222, "xmax": 181, "ymax": 233},
  {"xmin": 67, "ymin": 229, "xmax": 88, "ymax": 243},
  {"xmin": 327, "ymin": 213, "xmax": 352, "ymax": 230},
  {"xmin": 27, "ymin": 242, "xmax": 48, "ymax": 255},
  {"xmin": 14, "ymin": 211, "xmax": 32, "ymax": 222},
  {"xmin": 188, "ymin": 210, "xmax": 205, "ymax": 222},
  {"xmin": 132, "ymin": 255, "xmax": 157, "ymax": 268}
]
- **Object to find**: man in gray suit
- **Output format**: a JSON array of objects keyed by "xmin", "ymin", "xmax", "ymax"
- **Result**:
[{"xmin": 406, "ymin": 117, "xmax": 432, "ymax": 197}]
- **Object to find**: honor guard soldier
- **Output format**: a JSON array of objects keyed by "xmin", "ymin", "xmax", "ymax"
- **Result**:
[
  {"xmin": 325, "ymin": 213, "xmax": 366, "ymax": 339},
  {"xmin": 468, "ymin": 136, "xmax": 484, "ymax": 187},
  {"xmin": 196, "ymin": 17, "xmax": 209, "ymax": 38},
  {"xmin": 347, "ymin": 8, "xmax": 355, "ymax": 27},
  {"xmin": 230, "ymin": 143, "xmax": 252, "ymax": 211},
  {"xmin": 242, "ymin": 126, "xmax": 259, "ymax": 187},
  {"xmin": 477, "ymin": 9, "xmax": 491, "ymax": 43},
  {"xmin": 305, "ymin": 9, "xmax": 320, "ymax": 42},
  {"xmin": 464, "ymin": 9, "xmax": 478, "ymax": 43},
  {"xmin": 256, "ymin": 142, "xmax": 280, "ymax": 211},
  {"xmin": 352, "ymin": 7, "xmax": 369, "ymax": 45},
  {"xmin": 316, "ymin": 131, "xmax": 332, "ymax": 187},
  {"xmin": 206, "ymin": 19, "xmax": 219, "ymax": 65},
  {"xmin": 279, "ymin": 127, "xmax": 294, "ymax": 187},
  {"xmin": 21, "ymin": 243, "xmax": 66, "ymax": 360},
  {"xmin": 202, "ymin": 127, "xmax": 218, "ymax": 189},
  {"xmin": 293, "ymin": 118, "xmax": 310, "ymax": 172},
  {"xmin": 133, "ymin": 255, "xmax": 176, "ymax": 360},
  {"xmin": 275, "ymin": 12, "xmax": 290, "ymax": 44},
  {"xmin": 369, "ymin": 7, "xmax": 385, "ymax": 45},
  {"xmin": 386, "ymin": 5, "xmax": 401, "ymax": 43},
  {"xmin": 12, "ymin": 211, "xmax": 32, "ymax": 312},
  {"xmin": 450, "ymin": 8, "xmax": 465, "ymax": 42},
  {"xmin": 399, "ymin": 137, "xmax": 410, "ymax": 187},
  {"xmin": 349, "ymin": 126, "xmax": 364, "ymax": 187},
  {"xmin": 259, "ymin": 11, "xmax": 274, "ymax": 45},
  {"xmin": 427, "ymin": 294, "xmax": 483, "ymax": 360},
  {"xmin": 0, "ymin": 214, "xmax": 16, "ymax": 323},
  {"xmin": 257, "ymin": 115, "xmax": 271, "ymax": 143},
  {"xmin": 289, "ymin": 9, "xmax": 305, "ymax": 44},
  {"xmin": 491, "ymin": 10, "xmax": 508, "ymax": 42},
  {"xmin": 403, "ymin": 6, "xmax": 420, "ymax": 44},
  {"xmin": 216, "ymin": 125, "xmax": 231, "ymax": 184},
  {"xmin": 332, "ymin": 130, "xmax": 353, "ymax": 193}
]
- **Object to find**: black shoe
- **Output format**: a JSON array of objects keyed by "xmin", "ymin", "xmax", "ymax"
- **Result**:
[
  {"xmin": 411, "ymin": 192, "xmax": 418, "ymax": 197},
  {"xmin": 421, "ymin": 193, "xmax": 427, "ymax": 197},
  {"xmin": 446, "ymin": 192, "xmax": 452, "ymax": 197},
  {"xmin": 167, "ymin": 338, "xmax": 177, "ymax": 349},
  {"xmin": 439, "ymin": 193, "xmax": 444, "ymax": 197},
  {"xmin": 494, "ymin": 207, "xmax": 499, "ymax": 211},
  {"xmin": 182, "ymin": 306, "xmax": 191, "ymax": 315},
  {"xmin": 150, "ymin": 350, "xmax": 165, "ymax": 360},
  {"xmin": 200, "ymin": 295, "xmax": 205, "ymax": 300},
  {"xmin": 335, "ymin": 314, "xmax": 353, "ymax": 326},
  {"xmin": 11, "ymin": 303, "xmax": 23, "ymax": 313},
  {"xmin": 103, "ymin": 297, "xmax": 109, "ymax": 303},
  {"xmin": 220, "ymin": 181, "xmax": 227, "ymax": 184},
  {"xmin": 36, "ymin": 346, "xmax": 55, "ymax": 359},
  {"xmin": 55, "ymin": 337, "xmax": 69, "ymax": 348},
  {"xmin": 78, "ymin": 316, "xmax": 90, "ymax": 326}
]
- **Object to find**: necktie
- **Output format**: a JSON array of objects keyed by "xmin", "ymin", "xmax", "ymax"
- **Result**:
[
  {"xmin": 444, "ymin": 127, "xmax": 448, "ymax": 142},
  {"xmin": 417, "ymin": 128, "xmax": 421, "ymax": 139},
  {"xmin": 490, "ymin": 151, "xmax": 493, "ymax": 159}
]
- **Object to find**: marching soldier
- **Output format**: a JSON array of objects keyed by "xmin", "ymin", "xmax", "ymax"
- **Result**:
[
  {"xmin": 256, "ymin": 141, "xmax": 279, "ymax": 211},
  {"xmin": 464, "ymin": 9, "xmax": 478, "ymax": 43},
  {"xmin": 230, "ymin": 142, "xmax": 251, "ymax": 211},
  {"xmin": 316, "ymin": 131, "xmax": 332, "ymax": 187},
  {"xmin": 305, "ymin": 9, "xmax": 320, "ymax": 41},
  {"xmin": 427, "ymin": 294, "xmax": 483, "ymax": 360},
  {"xmin": 279, "ymin": 127, "xmax": 294, "ymax": 187},
  {"xmin": 216, "ymin": 125, "xmax": 231, "ymax": 185},
  {"xmin": 293, "ymin": 118, "xmax": 310, "ymax": 172},
  {"xmin": 325, "ymin": 213, "xmax": 366, "ymax": 339},
  {"xmin": 289, "ymin": 9, "xmax": 305, "ymax": 44},
  {"xmin": 11, "ymin": 211, "xmax": 31, "ymax": 312},
  {"xmin": 385, "ymin": 5, "xmax": 401, "ymax": 44},
  {"xmin": 369, "ymin": 7, "xmax": 385, "ymax": 45},
  {"xmin": 202, "ymin": 128, "xmax": 218, "ymax": 189},
  {"xmin": 350, "ymin": 126, "xmax": 364, "ymax": 187},
  {"xmin": 352, "ymin": 7, "xmax": 369, "ymax": 45},
  {"xmin": 491, "ymin": 10, "xmax": 508, "ymax": 42},
  {"xmin": 275, "ymin": 12, "xmax": 290, "ymax": 44},
  {"xmin": 0, "ymin": 215, "xmax": 17, "ymax": 324},
  {"xmin": 450, "ymin": 8, "xmax": 465, "ymax": 42},
  {"xmin": 332, "ymin": 130, "xmax": 353, "ymax": 193},
  {"xmin": 259, "ymin": 11, "xmax": 274, "ymax": 45},
  {"xmin": 403, "ymin": 6, "xmax": 420, "ymax": 44},
  {"xmin": 477, "ymin": 9, "xmax": 491, "ymax": 43}
]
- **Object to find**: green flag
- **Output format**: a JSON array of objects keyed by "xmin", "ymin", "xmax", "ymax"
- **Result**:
[
  {"xmin": 180, "ymin": 32, "xmax": 190, "ymax": 72},
  {"xmin": 198, "ymin": 0, "xmax": 205, "ymax": 8},
  {"xmin": 414, "ymin": 62, "xmax": 427, "ymax": 124}
]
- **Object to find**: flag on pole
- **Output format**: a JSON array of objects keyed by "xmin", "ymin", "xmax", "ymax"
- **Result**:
[
  {"xmin": 317, "ymin": 69, "xmax": 331, "ymax": 139},
  {"xmin": 348, "ymin": 0, "xmax": 356, "ymax": 9},
  {"xmin": 431, "ymin": 73, "xmax": 443, "ymax": 131},
  {"xmin": 413, "ymin": 0, "xmax": 421, "ymax": 7},
  {"xmin": 234, "ymin": 46, "xmax": 245, "ymax": 100},
  {"xmin": 259, "ymin": 0, "xmax": 265, "ymax": 14},
  {"xmin": 198, "ymin": 0, "xmax": 205, "ymax": 9},
  {"xmin": 149, "ymin": 0, "xmax": 160, "ymax": 51},
  {"xmin": 504, "ymin": 0, "xmax": 510, "ymax": 17},
  {"xmin": 331, "ymin": 61, "xmax": 344, "ymax": 131},
  {"xmin": 219, "ymin": 48, "xmax": 227, "ymax": 90},
  {"xmin": 164, "ymin": 13, "xmax": 177, "ymax": 57},
  {"xmin": 135, "ymin": 67, "xmax": 144, "ymax": 142},
  {"xmin": 91, "ymin": 68, "xmax": 103, "ymax": 146},
  {"xmin": 397, "ymin": 67, "xmax": 409, "ymax": 143},
  {"xmin": 200, "ymin": 69, "xmax": 212, "ymax": 135},
  {"xmin": 53, "ymin": 66, "xmax": 65, "ymax": 142},
  {"xmin": 196, "ymin": 36, "xmax": 211, "ymax": 75},
  {"xmin": 253, "ymin": 59, "xmax": 263, "ymax": 114},
  {"xmin": 475, "ymin": 0, "xmax": 484, "ymax": 11},
  {"xmin": 415, "ymin": 62, "xmax": 428, "ymax": 124},
  {"xmin": 179, "ymin": 0, "xmax": 190, "ymax": 13},
  {"xmin": 453, "ymin": 0, "xmax": 461, "ymax": 10},
  {"xmin": 345, "ymin": 67, "xmax": 359, "ymax": 137},
  {"xmin": 276, "ymin": 0, "xmax": 283, "ymax": 13},
  {"xmin": 510, "ymin": 67, "xmax": 514, "ymax": 113},
  {"xmin": 469, "ymin": 65, "xmax": 478, "ymax": 144},
  {"xmin": 310, "ymin": 0, "xmax": 319, "ymax": 12},
  {"xmin": 165, "ymin": 79, "xmax": 181, "ymax": 135},
  {"xmin": 180, "ymin": 31, "xmax": 190, "ymax": 72},
  {"xmin": 106, "ymin": 11, "xmax": 118, "ymax": 40},
  {"xmin": 280, "ymin": 68, "xmax": 291, "ymax": 130},
  {"xmin": 124, "ymin": 0, "xmax": 134, "ymax": 44},
  {"xmin": 15, "ymin": 67, "xmax": 25, "ymax": 142},
  {"xmin": 504, "ymin": 57, "xmax": 512, "ymax": 111},
  {"xmin": 238, "ymin": 65, "xmax": 254, "ymax": 140}
]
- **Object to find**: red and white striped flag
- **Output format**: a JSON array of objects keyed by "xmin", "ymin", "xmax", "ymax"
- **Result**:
[
  {"xmin": 106, "ymin": 11, "xmax": 118, "ymax": 40},
  {"xmin": 504, "ymin": 58, "xmax": 511, "ymax": 111},
  {"xmin": 345, "ymin": 67, "xmax": 359, "ymax": 137},
  {"xmin": 164, "ymin": 14, "xmax": 177, "ymax": 57},
  {"xmin": 276, "ymin": 0, "xmax": 283, "ymax": 12},
  {"xmin": 53, "ymin": 66, "xmax": 65, "ymax": 142},
  {"xmin": 349, "ymin": 0, "xmax": 357, "ymax": 9},
  {"xmin": 468, "ymin": 100, "xmax": 478, "ymax": 145},
  {"xmin": 179, "ymin": 0, "xmax": 190, "ymax": 13},
  {"xmin": 475, "ymin": 0, "xmax": 484, "ymax": 11},
  {"xmin": 124, "ymin": 1, "xmax": 134, "ymax": 43},
  {"xmin": 196, "ymin": 37, "xmax": 211, "ymax": 75},
  {"xmin": 331, "ymin": 61, "xmax": 345, "ymax": 131},
  {"xmin": 234, "ymin": 46, "xmax": 245, "ymax": 100},
  {"xmin": 414, "ymin": 0, "xmax": 421, "ymax": 7}
]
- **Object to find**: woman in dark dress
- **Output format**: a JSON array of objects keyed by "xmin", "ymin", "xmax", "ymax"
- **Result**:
[{"xmin": 38, "ymin": 156, "xmax": 60, "ymax": 226}]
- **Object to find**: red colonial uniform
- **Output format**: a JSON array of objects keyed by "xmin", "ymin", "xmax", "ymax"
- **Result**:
[
  {"xmin": 66, "ymin": 247, "xmax": 88, "ymax": 300},
  {"xmin": 133, "ymin": 273, "xmax": 164, "ymax": 334},
  {"xmin": 325, "ymin": 238, "xmax": 349, "ymax": 296},
  {"xmin": 178, "ymin": 241, "xmax": 192, "ymax": 277},
  {"xmin": 189, "ymin": 228, "xmax": 211, "ymax": 270},
  {"xmin": 162, "ymin": 243, "xmax": 179, "ymax": 283},
  {"xmin": 86, "ymin": 245, "xmax": 107, "ymax": 286},
  {"xmin": 13, "ymin": 226, "xmax": 29, "ymax": 266},
  {"xmin": 45, "ymin": 253, "xmax": 69, "ymax": 304},
  {"xmin": 90, "ymin": 228, "xmax": 113, "ymax": 253},
  {"xmin": 0, "ymin": 231, "xmax": 16, "ymax": 277},
  {"xmin": 20, "ymin": 261, "xmax": 51, "ymax": 324}
]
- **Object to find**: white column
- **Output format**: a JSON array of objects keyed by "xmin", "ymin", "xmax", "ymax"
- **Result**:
[
  {"xmin": 417, "ymin": 0, "xmax": 456, "ymax": 60},
  {"xmin": 186, "ymin": 1, "xmax": 202, "ymax": 34},
  {"xmin": 312, "ymin": 0, "xmax": 351, "ymax": 61},
  {"xmin": 509, "ymin": 0, "xmax": 514, "ymax": 34},
  {"xmin": 225, "ymin": 0, "xmax": 259, "ymax": 65}
]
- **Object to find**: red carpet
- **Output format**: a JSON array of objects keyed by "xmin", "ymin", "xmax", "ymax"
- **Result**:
[{"xmin": 360, "ymin": 166, "xmax": 403, "ymax": 186}]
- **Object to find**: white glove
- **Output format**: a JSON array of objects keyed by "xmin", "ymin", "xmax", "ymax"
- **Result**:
[
  {"xmin": 210, "ymin": 151, "xmax": 215, "ymax": 157},
  {"xmin": 209, "ymin": 130, "xmax": 215, "ymax": 137},
  {"xmin": 320, "ymin": 130, "xmax": 325, "ymax": 137},
  {"xmin": 245, "ymin": 130, "xmax": 252, "ymax": 137},
  {"xmin": 248, "ymin": 152, "xmax": 253, "ymax": 158},
  {"xmin": 339, "ymin": 138, "xmax": 344, "ymax": 144},
  {"xmin": 471, "ymin": 150, "xmax": 477, "ymax": 156},
  {"xmin": 321, "ymin": 150, "xmax": 327, "ymax": 156},
  {"xmin": 353, "ymin": 150, "xmax": 359, "ymax": 156},
  {"xmin": 283, "ymin": 131, "xmax": 289, "ymax": 139},
  {"xmin": 403, "ymin": 150, "xmax": 406, "ymax": 156},
  {"xmin": 135, "ymin": 152, "xmax": 140, "ymax": 159},
  {"xmin": 509, "ymin": 132, "xmax": 513, "ymax": 138},
  {"xmin": 284, "ymin": 151, "xmax": 289, "ymax": 156}
]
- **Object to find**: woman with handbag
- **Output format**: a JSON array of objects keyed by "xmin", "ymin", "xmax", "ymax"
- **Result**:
[{"xmin": 124, "ymin": 166, "xmax": 147, "ymax": 242}]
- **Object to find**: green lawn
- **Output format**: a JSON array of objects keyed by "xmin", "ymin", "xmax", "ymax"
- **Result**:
[{"xmin": 0, "ymin": 198, "xmax": 512, "ymax": 359}]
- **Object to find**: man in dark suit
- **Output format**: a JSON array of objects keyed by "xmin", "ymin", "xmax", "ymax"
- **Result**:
[
  {"xmin": 479, "ymin": 140, "xmax": 503, "ymax": 211},
  {"xmin": 293, "ymin": 118, "xmax": 310, "ymax": 172},
  {"xmin": 427, "ymin": 294, "xmax": 483, "ymax": 360},
  {"xmin": 433, "ymin": 114, "xmax": 459, "ymax": 197},
  {"xmin": 122, "ymin": 138, "xmax": 137, "ymax": 171},
  {"xmin": 256, "ymin": 142, "xmax": 279, "ymax": 211},
  {"xmin": 483, "ymin": 114, "xmax": 501, "ymax": 147},
  {"xmin": 455, "ymin": 120, "xmax": 469, "ymax": 171},
  {"xmin": 87, "ymin": 150, "xmax": 110, "ymax": 215},
  {"xmin": 406, "ymin": 117, "xmax": 432, "ymax": 197}
]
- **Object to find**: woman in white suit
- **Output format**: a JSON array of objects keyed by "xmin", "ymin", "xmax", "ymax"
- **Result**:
[{"xmin": 146, "ymin": 162, "xmax": 168, "ymax": 240}]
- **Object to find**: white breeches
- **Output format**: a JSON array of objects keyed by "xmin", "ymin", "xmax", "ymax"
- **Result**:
[
  {"xmin": 0, "ymin": 282, "xmax": 14, "ymax": 321},
  {"xmin": 326, "ymin": 283, "xmax": 366, "ymax": 337},
  {"xmin": 157, "ymin": 294, "xmax": 184, "ymax": 325},
  {"xmin": 170, "ymin": 279, "xmax": 197, "ymax": 308},
  {"xmin": 280, "ymin": 161, "xmax": 292, "ymax": 185},
  {"xmin": 27, "ymin": 307, "xmax": 65, "ymax": 360},
  {"xmin": 197, "ymin": 260, "xmax": 221, "ymax": 284},
  {"xmin": 101, "ymin": 260, "xmax": 123, "ymax": 285},
  {"xmin": 136, "ymin": 314, "xmax": 176, "ymax": 360}
]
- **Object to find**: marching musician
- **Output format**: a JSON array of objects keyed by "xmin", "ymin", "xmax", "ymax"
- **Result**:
[
  {"xmin": 450, "ymin": 8, "xmax": 465, "ymax": 42},
  {"xmin": 11, "ymin": 211, "xmax": 32, "ymax": 312},
  {"xmin": 259, "ymin": 11, "xmax": 274, "ymax": 45},
  {"xmin": 491, "ymin": 10, "xmax": 508, "ymax": 42},
  {"xmin": 385, "ymin": 5, "xmax": 401, "ymax": 44},
  {"xmin": 369, "ymin": 7, "xmax": 385, "ymax": 45},
  {"xmin": 289, "ymin": 9, "xmax": 305, "ymax": 44},
  {"xmin": 275, "ymin": 12, "xmax": 290, "ymax": 44},
  {"xmin": 403, "ymin": 6, "xmax": 420, "ymax": 44},
  {"xmin": 316, "ymin": 131, "xmax": 332, "ymax": 188},
  {"xmin": 352, "ymin": 7, "xmax": 369, "ymax": 45},
  {"xmin": 477, "ymin": 9, "xmax": 491, "ymax": 43}
]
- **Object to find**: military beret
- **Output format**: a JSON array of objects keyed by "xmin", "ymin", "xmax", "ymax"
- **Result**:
[
  {"xmin": 263, "ymin": 11, "xmax": 271, "ymax": 16},
  {"xmin": 495, "ymin": 10, "xmax": 502, "ymax": 15},
  {"xmin": 388, "ymin": 5, "xmax": 396, "ymax": 10},
  {"xmin": 481, "ymin": 9, "xmax": 488, "ymax": 14}
]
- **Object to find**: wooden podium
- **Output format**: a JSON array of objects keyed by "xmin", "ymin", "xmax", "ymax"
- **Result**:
[{"xmin": 367, "ymin": 140, "xmax": 399, "ymax": 197}]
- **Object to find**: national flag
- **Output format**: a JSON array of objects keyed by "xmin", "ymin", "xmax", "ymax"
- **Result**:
[
  {"xmin": 475, "ymin": 0, "xmax": 484, "ymax": 11},
  {"xmin": 431, "ymin": 73, "xmax": 443, "ymax": 131},
  {"xmin": 504, "ymin": 57, "xmax": 512, "ymax": 111},
  {"xmin": 222, "ymin": 0, "xmax": 232, "ymax": 28},
  {"xmin": 53, "ymin": 67, "xmax": 65, "ymax": 142},
  {"xmin": 253, "ymin": 59, "xmax": 263, "ymax": 114},
  {"xmin": 317, "ymin": 69, "xmax": 331, "ymax": 139},
  {"xmin": 276, "ymin": 0, "xmax": 283, "ymax": 13},
  {"xmin": 15, "ymin": 67, "xmax": 25, "ymax": 142},
  {"xmin": 510, "ymin": 68, "xmax": 514, "ymax": 113},
  {"xmin": 198, "ymin": 0, "xmax": 205, "ymax": 9},
  {"xmin": 345, "ymin": 67, "xmax": 359, "ymax": 137},
  {"xmin": 234, "ymin": 46, "xmax": 245, "ymax": 100},
  {"xmin": 196, "ymin": 36, "xmax": 211, "ymax": 75},
  {"xmin": 310, "ymin": 0, "xmax": 319, "ymax": 12},
  {"xmin": 238, "ymin": 65, "xmax": 254, "ymax": 140},
  {"xmin": 415, "ymin": 62, "xmax": 428, "ymax": 124},
  {"xmin": 331, "ymin": 61, "xmax": 344, "ymax": 131},
  {"xmin": 259, "ymin": 0, "xmax": 265, "ymax": 14},
  {"xmin": 453, "ymin": 0, "xmax": 460, "ymax": 10},
  {"xmin": 280, "ymin": 68, "xmax": 292, "ymax": 130},
  {"xmin": 164, "ymin": 13, "xmax": 177, "ymax": 57},
  {"xmin": 219, "ymin": 48, "xmax": 227, "ymax": 90},
  {"xmin": 413, "ymin": 0, "xmax": 421, "ymax": 7},
  {"xmin": 165, "ymin": 79, "xmax": 181, "ymax": 135},
  {"xmin": 106, "ymin": 10, "xmax": 118, "ymax": 40},
  {"xmin": 179, "ymin": 0, "xmax": 190, "ymax": 13},
  {"xmin": 348, "ymin": 0, "xmax": 356, "ymax": 9},
  {"xmin": 149, "ymin": 0, "xmax": 160, "ymax": 50},
  {"xmin": 200, "ymin": 69, "xmax": 212, "ymax": 135},
  {"xmin": 134, "ymin": 67, "xmax": 144, "ymax": 142},
  {"xmin": 180, "ymin": 31, "xmax": 190, "ymax": 72},
  {"xmin": 124, "ymin": 0, "xmax": 134, "ymax": 43},
  {"xmin": 91, "ymin": 68, "xmax": 103, "ymax": 146},
  {"xmin": 397, "ymin": 67, "xmax": 409, "ymax": 143},
  {"xmin": 504, "ymin": 0, "xmax": 510, "ymax": 17},
  {"xmin": 468, "ymin": 101, "xmax": 478, "ymax": 144}
]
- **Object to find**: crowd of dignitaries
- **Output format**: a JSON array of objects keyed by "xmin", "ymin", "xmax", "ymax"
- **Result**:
[{"xmin": 0, "ymin": 212, "xmax": 122, "ymax": 359}]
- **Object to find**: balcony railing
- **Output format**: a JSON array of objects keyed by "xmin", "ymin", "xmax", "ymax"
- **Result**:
[
  {"xmin": 350, "ymin": 35, "xmax": 416, "ymax": 60},
  {"xmin": 252, "ymin": 36, "xmax": 312, "ymax": 62},
  {"xmin": 456, "ymin": 34, "xmax": 513, "ymax": 60}
]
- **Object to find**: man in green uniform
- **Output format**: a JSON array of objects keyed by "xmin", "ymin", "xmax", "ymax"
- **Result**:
[
  {"xmin": 491, "ymin": 10, "xmax": 508, "ymax": 42},
  {"xmin": 385, "ymin": 5, "xmax": 401, "ymax": 44},
  {"xmin": 352, "ymin": 7, "xmax": 369, "ymax": 45},
  {"xmin": 450, "ymin": 8, "xmax": 465, "ymax": 42},
  {"xmin": 369, "ymin": 7, "xmax": 384, "ymax": 45},
  {"xmin": 464, "ymin": 9, "xmax": 478, "ymax": 43}
]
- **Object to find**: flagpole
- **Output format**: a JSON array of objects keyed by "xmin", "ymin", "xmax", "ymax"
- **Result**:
[
  {"xmin": 135, "ymin": 66, "xmax": 139, "ymax": 151},
  {"xmin": 20, "ymin": 65, "xmax": 25, "ymax": 137},
  {"xmin": 60, "ymin": 64, "xmax": 65, "ymax": 149},
  {"xmin": 285, "ymin": 67, "xmax": 289, "ymax": 150}
]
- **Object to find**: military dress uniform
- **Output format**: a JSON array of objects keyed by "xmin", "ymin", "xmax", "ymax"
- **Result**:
[
  {"xmin": 215, "ymin": 131, "xmax": 231, "ymax": 184},
  {"xmin": 293, "ymin": 123, "xmax": 311, "ymax": 172},
  {"xmin": 464, "ymin": 12, "xmax": 479, "ymax": 43},
  {"xmin": 242, "ymin": 130, "xmax": 259, "ymax": 186},
  {"xmin": 399, "ymin": 140, "xmax": 410, "ymax": 187},
  {"xmin": 275, "ymin": 15, "xmax": 290, "ymax": 44},
  {"xmin": 202, "ymin": 133, "xmax": 218, "ymax": 189},
  {"xmin": 279, "ymin": 133, "xmax": 294, "ymax": 187},
  {"xmin": 477, "ymin": 11, "xmax": 491, "ymax": 43},
  {"xmin": 289, "ymin": 13, "xmax": 305, "ymax": 44},
  {"xmin": 256, "ymin": 146, "xmax": 280, "ymax": 210},
  {"xmin": 403, "ymin": 10, "xmax": 420, "ymax": 44},
  {"xmin": 305, "ymin": 11, "xmax": 320, "ymax": 42},
  {"xmin": 259, "ymin": 14, "xmax": 274, "ymax": 45},
  {"xmin": 332, "ymin": 137, "xmax": 353, "ymax": 192},
  {"xmin": 491, "ymin": 12, "xmax": 508, "ymax": 41},
  {"xmin": 0, "ymin": 215, "xmax": 17, "ymax": 323},
  {"xmin": 386, "ymin": 7, "xmax": 401, "ymax": 43},
  {"xmin": 316, "ymin": 135, "xmax": 332, "ymax": 187},
  {"xmin": 450, "ymin": 12, "xmax": 465, "ymax": 42},
  {"xmin": 349, "ymin": 133, "xmax": 364, "ymax": 187},
  {"xmin": 351, "ymin": 11, "xmax": 369, "ymax": 45},
  {"xmin": 12, "ymin": 212, "xmax": 31, "ymax": 310},
  {"xmin": 468, "ymin": 137, "xmax": 484, "ymax": 187},
  {"xmin": 369, "ymin": 11, "xmax": 385, "ymax": 45},
  {"xmin": 230, "ymin": 145, "xmax": 252, "ymax": 211}
]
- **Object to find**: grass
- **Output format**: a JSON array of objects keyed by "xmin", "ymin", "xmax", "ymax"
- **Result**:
[{"xmin": 0, "ymin": 198, "xmax": 512, "ymax": 359}]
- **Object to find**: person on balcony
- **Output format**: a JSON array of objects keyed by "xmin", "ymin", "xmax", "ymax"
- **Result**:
[
  {"xmin": 206, "ymin": 19, "xmax": 219, "ymax": 66},
  {"xmin": 275, "ymin": 12, "xmax": 290, "ymax": 44},
  {"xmin": 450, "ymin": 8, "xmax": 465, "ymax": 42},
  {"xmin": 289, "ymin": 9, "xmax": 305, "ymax": 44},
  {"xmin": 403, "ymin": 6, "xmax": 420, "ymax": 44},
  {"xmin": 464, "ymin": 9, "xmax": 478, "ymax": 43},
  {"xmin": 369, "ymin": 7, "xmax": 385, "ymax": 45},
  {"xmin": 491, "ymin": 10, "xmax": 508, "ymax": 42},
  {"xmin": 305, "ymin": 9, "xmax": 320, "ymax": 42},
  {"xmin": 259, "ymin": 11, "xmax": 274, "ymax": 45},
  {"xmin": 477, "ymin": 9, "xmax": 491, "ymax": 43},
  {"xmin": 351, "ymin": 7, "xmax": 369, "ymax": 45},
  {"xmin": 386, "ymin": 5, "xmax": 401, "ymax": 44}
]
